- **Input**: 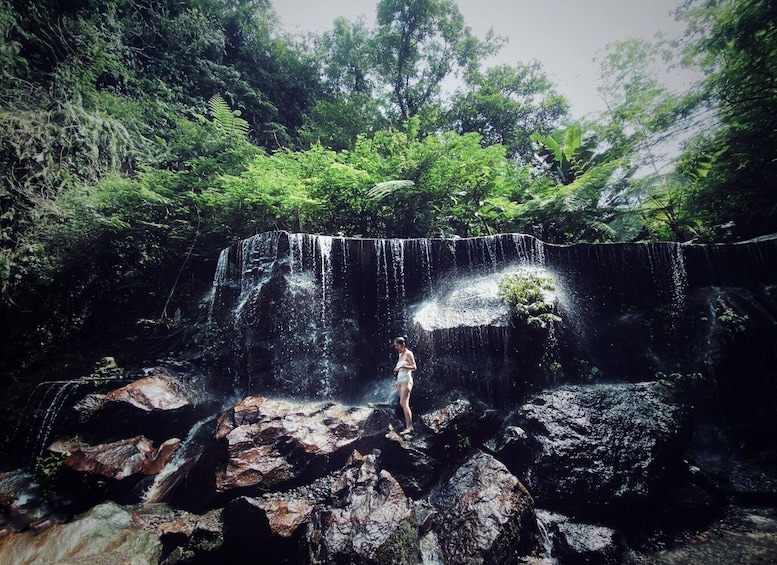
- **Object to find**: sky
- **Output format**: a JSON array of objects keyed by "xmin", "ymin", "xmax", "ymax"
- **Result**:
[{"xmin": 273, "ymin": 0, "xmax": 693, "ymax": 119}]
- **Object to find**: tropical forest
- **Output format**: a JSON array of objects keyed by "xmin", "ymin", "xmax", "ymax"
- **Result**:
[{"xmin": 0, "ymin": 0, "xmax": 776, "ymax": 562}]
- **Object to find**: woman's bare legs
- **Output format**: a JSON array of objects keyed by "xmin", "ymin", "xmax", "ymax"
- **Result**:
[{"xmin": 398, "ymin": 382, "xmax": 413, "ymax": 433}]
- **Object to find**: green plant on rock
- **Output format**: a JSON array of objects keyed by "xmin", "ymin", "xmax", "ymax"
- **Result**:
[
  {"xmin": 714, "ymin": 296, "xmax": 748, "ymax": 336},
  {"xmin": 34, "ymin": 450, "xmax": 67, "ymax": 496},
  {"xmin": 498, "ymin": 268, "xmax": 561, "ymax": 329}
]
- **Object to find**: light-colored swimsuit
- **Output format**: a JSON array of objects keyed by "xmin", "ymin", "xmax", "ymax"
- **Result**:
[{"xmin": 395, "ymin": 360, "xmax": 413, "ymax": 385}]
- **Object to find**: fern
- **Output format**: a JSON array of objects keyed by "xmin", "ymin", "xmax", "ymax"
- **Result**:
[
  {"xmin": 367, "ymin": 180, "xmax": 415, "ymax": 201},
  {"xmin": 208, "ymin": 94, "xmax": 250, "ymax": 140}
]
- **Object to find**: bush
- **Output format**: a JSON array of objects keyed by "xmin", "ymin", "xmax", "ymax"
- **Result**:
[{"xmin": 497, "ymin": 268, "xmax": 561, "ymax": 329}]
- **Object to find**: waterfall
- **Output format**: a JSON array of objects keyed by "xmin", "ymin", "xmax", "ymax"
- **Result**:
[
  {"xmin": 208, "ymin": 231, "xmax": 777, "ymax": 409},
  {"xmin": 142, "ymin": 416, "xmax": 215, "ymax": 504},
  {"xmin": 18, "ymin": 377, "xmax": 129, "ymax": 469}
]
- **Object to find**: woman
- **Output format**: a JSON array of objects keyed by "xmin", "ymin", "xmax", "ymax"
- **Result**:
[{"xmin": 392, "ymin": 336, "xmax": 417, "ymax": 435}]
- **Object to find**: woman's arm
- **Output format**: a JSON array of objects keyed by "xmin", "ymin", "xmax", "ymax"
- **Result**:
[{"xmin": 404, "ymin": 350, "xmax": 417, "ymax": 371}]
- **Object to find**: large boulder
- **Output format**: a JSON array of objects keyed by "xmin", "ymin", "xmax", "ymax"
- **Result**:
[
  {"xmin": 73, "ymin": 367, "xmax": 215, "ymax": 444},
  {"xmin": 504, "ymin": 381, "xmax": 692, "ymax": 510},
  {"xmin": 425, "ymin": 449, "xmax": 536, "ymax": 564},
  {"xmin": 0, "ymin": 502, "xmax": 162, "ymax": 565},
  {"xmin": 0, "ymin": 501, "xmax": 223, "ymax": 565},
  {"xmin": 52, "ymin": 436, "xmax": 180, "ymax": 481},
  {"xmin": 211, "ymin": 397, "xmax": 391, "ymax": 494},
  {"xmin": 47, "ymin": 435, "xmax": 182, "ymax": 509},
  {"xmin": 305, "ymin": 450, "xmax": 419, "ymax": 564}
]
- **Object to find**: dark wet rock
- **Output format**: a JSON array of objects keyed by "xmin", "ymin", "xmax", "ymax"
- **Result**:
[
  {"xmin": 0, "ymin": 470, "xmax": 48, "ymax": 534},
  {"xmin": 418, "ymin": 397, "xmax": 501, "ymax": 459},
  {"xmin": 381, "ymin": 429, "xmax": 441, "ymax": 497},
  {"xmin": 425, "ymin": 449, "xmax": 536, "ymax": 564},
  {"xmin": 305, "ymin": 450, "xmax": 419, "ymax": 564},
  {"xmin": 647, "ymin": 460, "xmax": 730, "ymax": 535},
  {"xmin": 52, "ymin": 436, "xmax": 181, "ymax": 480},
  {"xmin": 728, "ymin": 449, "xmax": 777, "ymax": 505},
  {"xmin": 484, "ymin": 425, "xmax": 528, "ymax": 462},
  {"xmin": 221, "ymin": 497, "xmax": 310, "ymax": 561},
  {"xmin": 73, "ymin": 367, "xmax": 215, "ymax": 444},
  {"xmin": 130, "ymin": 503, "xmax": 223, "ymax": 564},
  {"xmin": 141, "ymin": 415, "xmax": 220, "ymax": 505},
  {"xmin": 538, "ymin": 509, "xmax": 623, "ymax": 564},
  {"xmin": 506, "ymin": 382, "xmax": 692, "ymax": 511},
  {"xmin": 622, "ymin": 505, "xmax": 777, "ymax": 565},
  {"xmin": 211, "ymin": 397, "xmax": 392, "ymax": 494},
  {"xmin": 43, "ymin": 436, "xmax": 181, "ymax": 510}
]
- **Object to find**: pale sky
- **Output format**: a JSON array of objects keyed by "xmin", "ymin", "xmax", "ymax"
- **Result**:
[{"xmin": 273, "ymin": 0, "xmax": 692, "ymax": 119}]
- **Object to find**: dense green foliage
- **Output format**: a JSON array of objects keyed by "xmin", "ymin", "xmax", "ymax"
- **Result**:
[
  {"xmin": 675, "ymin": 0, "xmax": 777, "ymax": 240},
  {"xmin": 0, "ymin": 0, "xmax": 774, "ymax": 381},
  {"xmin": 498, "ymin": 269, "xmax": 561, "ymax": 329}
]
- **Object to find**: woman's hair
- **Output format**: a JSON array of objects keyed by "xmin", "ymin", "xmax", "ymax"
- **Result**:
[{"xmin": 393, "ymin": 335, "xmax": 408, "ymax": 345}]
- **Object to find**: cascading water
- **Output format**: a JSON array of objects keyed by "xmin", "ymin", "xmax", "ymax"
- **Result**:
[
  {"xmin": 142, "ymin": 415, "xmax": 216, "ymax": 504},
  {"xmin": 16, "ymin": 376, "xmax": 130, "ymax": 470},
  {"xmin": 209, "ymin": 231, "xmax": 777, "ymax": 412}
]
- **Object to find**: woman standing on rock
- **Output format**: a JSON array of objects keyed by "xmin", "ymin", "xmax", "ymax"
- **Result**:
[{"xmin": 392, "ymin": 336, "xmax": 417, "ymax": 435}]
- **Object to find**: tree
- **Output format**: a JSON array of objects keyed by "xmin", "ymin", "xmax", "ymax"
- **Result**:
[
  {"xmin": 675, "ymin": 0, "xmax": 777, "ymax": 240},
  {"xmin": 300, "ymin": 17, "xmax": 389, "ymax": 150},
  {"xmin": 374, "ymin": 0, "xmax": 503, "ymax": 123},
  {"xmin": 447, "ymin": 61, "xmax": 569, "ymax": 160}
]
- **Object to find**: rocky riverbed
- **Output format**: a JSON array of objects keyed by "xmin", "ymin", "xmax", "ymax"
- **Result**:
[{"xmin": 1, "ymin": 363, "xmax": 774, "ymax": 563}]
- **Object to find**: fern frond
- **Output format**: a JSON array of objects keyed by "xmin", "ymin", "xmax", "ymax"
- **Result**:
[
  {"xmin": 208, "ymin": 94, "xmax": 250, "ymax": 139},
  {"xmin": 367, "ymin": 180, "xmax": 415, "ymax": 201}
]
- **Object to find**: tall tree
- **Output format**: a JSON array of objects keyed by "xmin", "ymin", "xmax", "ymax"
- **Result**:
[
  {"xmin": 446, "ymin": 61, "xmax": 569, "ymax": 160},
  {"xmin": 374, "ymin": 0, "xmax": 502, "ymax": 123},
  {"xmin": 675, "ymin": 0, "xmax": 777, "ymax": 240},
  {"xmin": 300, "ymin": 17, "xmax": 388, "ymax": 150}
]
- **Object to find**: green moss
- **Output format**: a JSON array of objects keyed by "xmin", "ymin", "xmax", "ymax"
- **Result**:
[{"xmin": 374, "ymin": 519, "xmax": 419, "ymax": 564}]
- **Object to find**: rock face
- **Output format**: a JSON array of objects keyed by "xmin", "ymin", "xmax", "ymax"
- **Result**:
[
  {"xmin": 426, "ymin": 450, "xmax": 536, "ymax": 564},
  {"xmin": 306, "ymin": 451, "xmax": 418, "ymax": 564},
  {"xmin": 504, "ymin": 382, "xmax": 692, "ymax": 509},
  {"xmin": 208, "ymin": 232, "xmax": 777, "ymax": 420},
  {"xmin": 212, "ymin": 397, "xmax": 391, "ymax": 493}
]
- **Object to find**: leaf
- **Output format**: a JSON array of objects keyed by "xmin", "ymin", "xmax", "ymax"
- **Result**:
[
  {"xmin": 367, "ymin": 180, "xmax": 415, "ymax": 201},
  {"xmin": 208, "ymin": 94, "xmax": 250, "ymax": 140}
]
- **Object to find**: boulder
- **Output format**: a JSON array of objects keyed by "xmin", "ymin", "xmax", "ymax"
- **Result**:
[
  {"xmin": 418, "ymin": 397, "xmax": 500, "ymax": 458},
  {"xmin": 0, "ymin": 501, "xmax": 223, "ymax": 565},
  {"xmin": 537, "ymin": 509, "xmax": 623, "ymax": 564},
  {"xmin": 0, "ymin": 502, "xmax": 162, "ymax": 565},
  {"xmin": 221, "ymin": 495, "xmax": 314, "ymax": 561},
  {"xmin": 381, "ymin": 429, "xmax": 441, "ymax": 498},
  {"xmin": 425, "ymin": 449, "xmax": 536, "ymax": 564},
  {"xmin": 212, "ymin": 397, "xmax": 391, "ymax": 493},
  {"xmin": 305, "ymin": 450, "xmax": 419, "ymax": 564},
  {"xmin": 73, "ymin": 367, "xmax": 215, "ymax": 444},
  {"xmin": 53, "ymin": 436, "xmax": 181, "ymax": 480},
  {"xmin": 506, "ymin": 382, "xmax": 691, "ymax": 510}
]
